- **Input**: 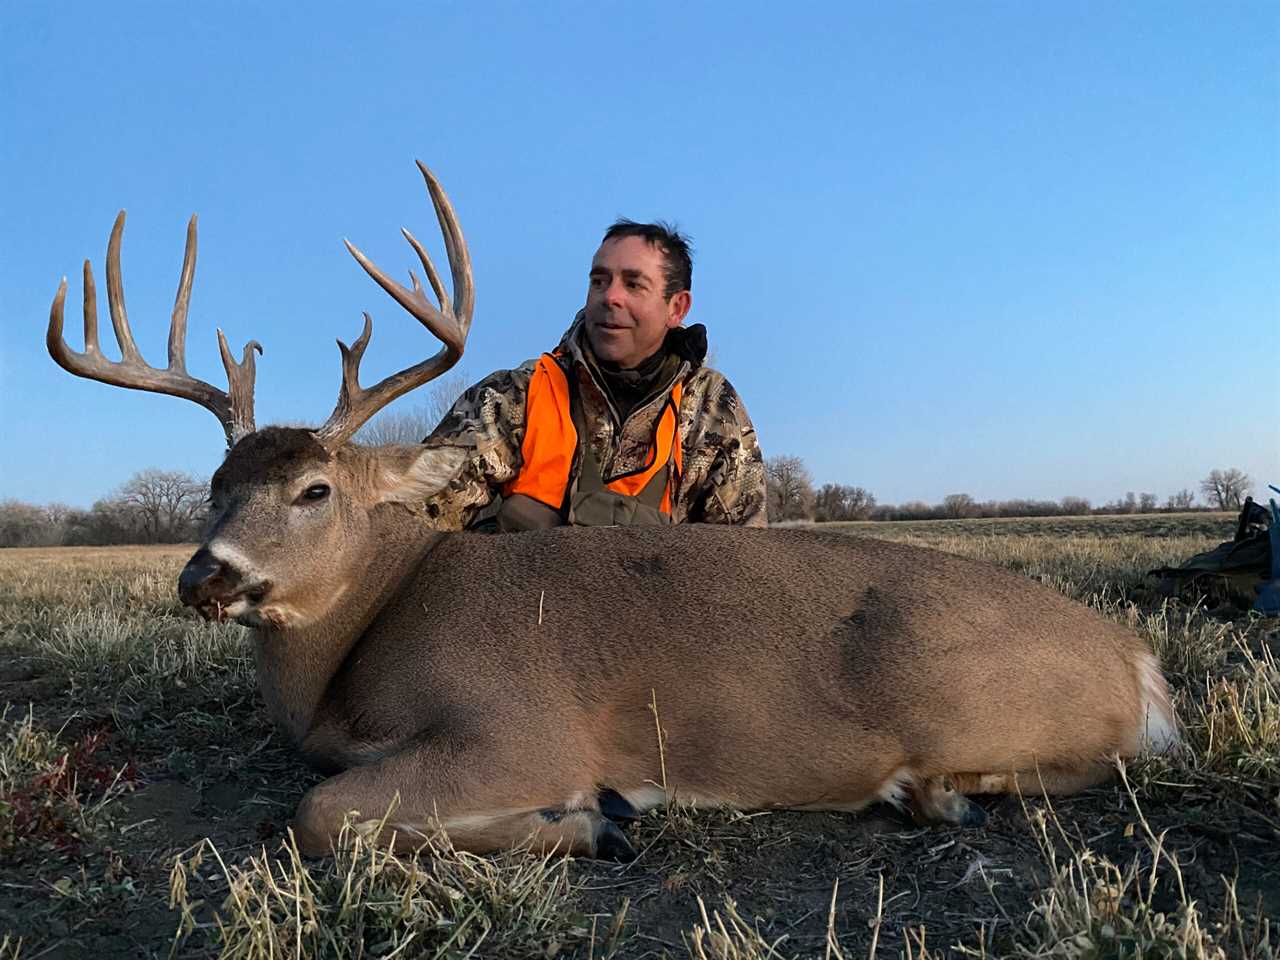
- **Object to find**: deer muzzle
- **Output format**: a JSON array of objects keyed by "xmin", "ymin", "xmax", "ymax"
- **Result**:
[{"xmin": 179, "ymin": 548, "xmax": 262, "ymax": 622}]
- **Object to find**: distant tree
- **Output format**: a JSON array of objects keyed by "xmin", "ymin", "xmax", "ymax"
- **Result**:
[
  {"xmin": 1138, "ymin": 492, "xmax": 1158, "ymax": 513},
  {"xmin": 894, "ymin": 501, "xmax": 937, "ymax": 521},
  {"xmin": 1199, "ymin": 468, "xmax": 1251, "ymax": 511},
  {"xmin": 1166, "ymin": 488, "xmax": 1196, "ymax": 510},
  {"xmin": 357, "ymin": 371, "xmax": 470, "ymax": 446},
  {"xmin": 766, "ymin": 455, "xmax": 814, "ymax": 522},
  {"xmin": 1101, "ymin": 492, "xmax": 1139, "ymax": 515},
  {"xmin": 0, "ymin": 500, "xmax": 59, "ymax": 547},
  {"xmin": 118, "ymin": 469, "xmax": 208, "ymax": 543},
  {"xmin": 1059, "ymin": 496, "xmax": 1091, "ymax": 516},
  {"xmin": 813, "ymin": 484, "xmax": 876, "ymax": 522},
  {"xmin": 63, "ymin": 499, "xmax": 141, "ymax": 546},
  {"xmin": 941, "ymin": 493, "xmax": 978, "ymax": 519}
]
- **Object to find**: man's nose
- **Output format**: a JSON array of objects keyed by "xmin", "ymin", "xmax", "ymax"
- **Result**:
[
  {"xmin": 178, "ymin": 548, "xmax": 241, "ymax": 607},
  {"xmin": 604, "ymin": 278, "xmax": 627, "ymax": 306}
]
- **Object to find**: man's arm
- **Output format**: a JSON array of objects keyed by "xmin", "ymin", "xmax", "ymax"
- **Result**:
[
  {"xmin": 417, "ymin": 362, "xmax": 535, "ymax": 530},
  {"xmin": 681, "ymin": 373, "xmax": 769, "ymax": 528}
]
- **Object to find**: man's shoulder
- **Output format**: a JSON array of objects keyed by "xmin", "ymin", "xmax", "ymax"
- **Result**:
[
  {"xmin": 466, "ymin": 357, "xmax": 540, "ymax": 395},
  {"xmin": 682, "ymin": 363, "xmax": 748, "ymax": 411},
  {"xmin": 677, "ymin": 363, "xmax": 758, "ymax": 442}
]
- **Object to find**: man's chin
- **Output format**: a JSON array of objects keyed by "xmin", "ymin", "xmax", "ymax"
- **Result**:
[{"xmin": 585, "ymin": 327, "xmax": 632, "ymax": 364}]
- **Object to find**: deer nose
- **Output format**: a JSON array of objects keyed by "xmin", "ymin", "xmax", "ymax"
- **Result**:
[{"xmin": 178, "ymin": 548, "xmax": 240, "ymax": 607}]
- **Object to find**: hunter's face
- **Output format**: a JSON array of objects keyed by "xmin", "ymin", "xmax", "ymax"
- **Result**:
[{"xmin": 584, "ymin": 236, "xmax": 689, "ymax": 368}]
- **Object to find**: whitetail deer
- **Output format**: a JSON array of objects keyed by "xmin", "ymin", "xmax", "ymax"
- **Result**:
[{"xmin": 47, "ymin": 162, "xmax": 1179, "ymax": 860}]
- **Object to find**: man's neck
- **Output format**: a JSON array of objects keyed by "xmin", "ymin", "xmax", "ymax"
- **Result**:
[{"xmin": 582, "ymin": 336, "xmax": 678, "ymax": 424}]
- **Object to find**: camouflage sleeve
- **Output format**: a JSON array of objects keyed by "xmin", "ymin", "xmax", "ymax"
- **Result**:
[
  {"xmin": 417, "ymin": 361, "xmax": 535, "ymax": 530},
  {"xmin": 682, "ymin": 373, "xmax": 769, "ymax": 528}
]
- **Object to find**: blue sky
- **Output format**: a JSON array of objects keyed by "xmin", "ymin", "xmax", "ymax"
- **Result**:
[{"xmin": 2, "ymin": 2, "xmax": 1276, "ymax": 508}]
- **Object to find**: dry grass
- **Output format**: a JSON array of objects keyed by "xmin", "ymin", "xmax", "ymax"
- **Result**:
[
  {"xmin": 168, "ymin": 808, "xmax": 592, "ymax": 959},
  {"xmin": 0, "ymin": 517, "xmax": 1276, "ymax": 958}
]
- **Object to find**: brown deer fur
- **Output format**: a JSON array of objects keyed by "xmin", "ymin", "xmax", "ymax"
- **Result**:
[{"xmin": 189, "ymin": 427, "xmax": 1176, "ymax": 858}]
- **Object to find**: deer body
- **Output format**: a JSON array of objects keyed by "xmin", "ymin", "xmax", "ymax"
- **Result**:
[
  {"xmin": 248, "ymin": 507, "xmax": 1173, "ymax": 856},
  {"xmin": 44, "ymin": 162, "xmax": 1177, "ymax": 860}
]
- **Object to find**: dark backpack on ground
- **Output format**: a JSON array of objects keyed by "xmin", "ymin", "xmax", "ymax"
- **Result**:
[{"xmin": 1150, "ymin": 495, "xmax": 1278, "ymax": 613}]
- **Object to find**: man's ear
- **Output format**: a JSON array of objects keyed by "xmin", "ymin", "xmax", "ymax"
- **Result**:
[
  {"xmin": 376, "ymin": 446, "xmax": 470, "ymax": 503},
  {"xmin": 666, "ymin": 290, "xmax": 692, "ymax": 328}
]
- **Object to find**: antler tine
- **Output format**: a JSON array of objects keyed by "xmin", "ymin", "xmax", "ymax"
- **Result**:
[
  {"xmin": 167, "ymin": 215, "xmax": 198, "ymax": 373},
  {"xmin": 342, "ymin": 237, "xmax": 463, "ymax": 354},
  {"xmin": 335, "ymin": 313, "xmax": 374, "ymax": 410},
  {"xmin": 82, "ymin": 260, "xmax": 100, "ymax": 354},
  {"xmin": 403, "ymin": 228, "xmax": 448, "ymax": 309},
  {"xmin": 314, "ymin": 311, "xmax": 459, "ymax": 449},
  {"xmin": 217, "ymin": 329, "xmax": 264, "ymax": 444},
  {"xmin": 46, "ymin": 212, "xmax": 263, "ymax": 450},
  {"xmin": 106, "ymin": 212, "xmax": 143, "ymax": 363},
  {"xmin": 318, "ymin": 163, "xmax": 474, "ymax": 449},
  {"xmin": 417, "ymin": 159, "xmax": 475, "ymax": 338}
]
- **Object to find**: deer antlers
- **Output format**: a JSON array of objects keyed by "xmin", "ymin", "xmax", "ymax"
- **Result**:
[
  {"xmin": 314, "ymin": 160, "xmax": 474, "ymax": 449},
  {"xmin": 47, "ymin": 211, "xmax": 262, "ymax": 449},
  {"xmin": 46, "ymin": 161, "xmax": 472, "ymax": 453}
]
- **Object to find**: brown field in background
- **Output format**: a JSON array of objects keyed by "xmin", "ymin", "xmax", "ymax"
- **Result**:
[
  {"xmin": 2, "ymin": 543, "xmax": 196, "ymax": 560},
  {"xmin": 0, "ymin": 514, "xmax": 1275, "ymax": 959}
]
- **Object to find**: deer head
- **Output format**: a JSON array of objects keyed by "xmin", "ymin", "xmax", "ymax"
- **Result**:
[{"xmin": 48, "ymin": 162, "xmax": 474, "ymax": 628}]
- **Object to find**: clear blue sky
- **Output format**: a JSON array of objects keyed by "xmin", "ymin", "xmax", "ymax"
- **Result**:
[{"xmin": 2, "ymin": 2, "xmax": 1276, "ymax": 508}]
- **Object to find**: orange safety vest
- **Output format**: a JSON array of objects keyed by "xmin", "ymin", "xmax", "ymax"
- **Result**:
[{"xmin": 503, "ymin": 354, "xmax": 684, "ymax": 515}]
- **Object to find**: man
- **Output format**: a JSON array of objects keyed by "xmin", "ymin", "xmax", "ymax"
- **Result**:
[{"xmin": 420, "ymin": 220, "xmax": 767, "ymax": 531}]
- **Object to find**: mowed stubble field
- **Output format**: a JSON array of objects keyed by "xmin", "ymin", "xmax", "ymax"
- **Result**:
[{"xmin": 0, "ymin": 514, "xmax": 1276, "ymax": 959}]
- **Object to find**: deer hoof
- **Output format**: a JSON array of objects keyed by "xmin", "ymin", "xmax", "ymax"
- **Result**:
[
  {"xmin": 594, "ymin": 818, "xmax": 638, "ymax": 862},
  {"xmin": 597, "ymin": 787, "xmax": 641, "ymax": 823},
  {"xmin": 955, "ymin": 796, "xmax": 987, "ymax": 827}
]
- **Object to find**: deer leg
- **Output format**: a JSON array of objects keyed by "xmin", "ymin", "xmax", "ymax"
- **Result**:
[
  {"xmin": 289, "ymin": 743, "xmax": 634, "ymax": 861},
  {"xmin": 913, "ymin": 764, "xmax": 1115, "ymax": 826},
  {"xmin": 908, "ymin": 775, "xmax": 987, "ymax": 827},
  {"xmin": 949, "ymin": 763, "xmax": 1114, "ymax": 797}
]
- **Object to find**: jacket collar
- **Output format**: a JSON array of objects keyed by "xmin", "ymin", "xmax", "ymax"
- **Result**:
[
  {"xmin": 555, "ymin": 310, "xmax": 708, "ymax": 369},
  {"xmin": 555, "ymin": 311, "xmax": 706, "ymax": 427}
]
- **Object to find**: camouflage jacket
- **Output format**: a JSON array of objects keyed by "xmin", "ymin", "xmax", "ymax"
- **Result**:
[{"xmin": 421, "ymin": 314, "xmax": 767, "ymax": 529}]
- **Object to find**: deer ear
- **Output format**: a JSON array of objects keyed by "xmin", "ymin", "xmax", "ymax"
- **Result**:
[{"xmin": 377, "ymin": 446, "xmax": 470, "ymax": 503}]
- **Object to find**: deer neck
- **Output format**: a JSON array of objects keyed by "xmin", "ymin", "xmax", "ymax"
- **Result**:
[{"xmin": 251, "ymin": 506, "xmax": 443, "ymax": 743}]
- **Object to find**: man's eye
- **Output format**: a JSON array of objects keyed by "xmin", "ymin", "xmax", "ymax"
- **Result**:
[{"xmin": 301, "ymin": 483, "xmax": 330, "ymax": 502}]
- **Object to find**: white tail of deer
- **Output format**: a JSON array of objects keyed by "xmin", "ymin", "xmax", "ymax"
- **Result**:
[{"xmin": 46, "ymin": 161, "xmax": 1179, "ymax": 860}]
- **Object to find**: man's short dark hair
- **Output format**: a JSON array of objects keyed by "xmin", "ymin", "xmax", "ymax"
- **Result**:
[{"xmin": 602, "ymin": 220, "xmax": 693, "ymax": 299}]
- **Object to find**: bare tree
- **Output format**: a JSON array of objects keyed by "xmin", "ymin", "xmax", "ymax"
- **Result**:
[
  {"xmin": 1060, "ymin": 496, "xmax": 1091, "ymax": 516},
  {"xmin": 1138, "ymin": 492, "xmax": 1158, "ymax": 513},
  {"xmin": 941, "ymin": 493, "xmax": 978, "ymax": 519},
  {"xmin": 766, "ymin": 455, "xmax": 814, "ymax": 523},
  {"xmin": 813, "ymin": 484, "xmax": 876, "ymax": 522},
  {"xmin": 1200, "ymin": 468, "xmax": 1251, "ymax": 511},
  {"xmin": 0, "ymin": 500, "xmax": 59, "ymax": 547},
  {"xmin": 118, "ymin": 469, "xmax": 208, "ymax": 543},
  {"xmin": 1101, "ymin": 492, "xmax": 1139, "ymax": 515},
  {"xmin": 63, "ymin": 499, "xmax": 143, "ymax": 546},
  {"xmin": 1166, "ymin": 488, "xmax": 1196, "ymax": 510},
  {"xmin": 357, "ymin": 371, "xmax": 470, "ymax": 446}
]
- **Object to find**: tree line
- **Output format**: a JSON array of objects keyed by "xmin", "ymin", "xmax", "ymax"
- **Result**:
[
  {"xmin": 765, "ymin": 458, "xmax": 1256, "ymax": 523},
  {"xmin": 0, "ymin": 460, "xmax": 1258, "ymax": 547},
  {"xmin": 0, "ymin": 469, "xmax": 208, "ymax": 547}
]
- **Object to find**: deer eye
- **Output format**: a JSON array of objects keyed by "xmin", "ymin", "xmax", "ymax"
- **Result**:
[{"xmin": 301, "ymin": 483, "xmax": 331, "ymax": 502}]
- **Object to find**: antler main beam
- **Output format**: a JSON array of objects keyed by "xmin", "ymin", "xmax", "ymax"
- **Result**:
[
  {"xmin": 314, "ymin": 161, "xmax": 474, "ymax": 449},
  {"xmin": 47, "ymin": 211, "xmax": 262, "ymax": 449}
]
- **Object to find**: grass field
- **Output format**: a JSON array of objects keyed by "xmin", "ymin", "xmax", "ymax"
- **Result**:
[{"xmin": 0, "ymin": 515, "xmax": 1276, "ymax": 958}]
